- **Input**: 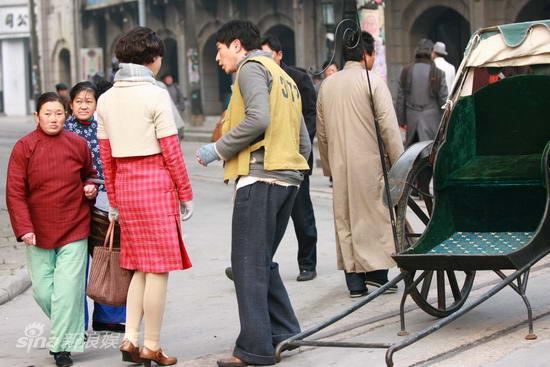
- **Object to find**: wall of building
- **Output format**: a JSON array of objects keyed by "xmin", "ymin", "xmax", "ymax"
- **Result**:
[
  {"xmin": 34, "ymin": 0, "xmax": 80, "ymax": 92},
  {"xmin": 384, "ymin": 0, "xmax": 549, "ymax": 96},
  {"xmin": 1, "ymin": 0, "xmax": 31, "ymax": 115}
]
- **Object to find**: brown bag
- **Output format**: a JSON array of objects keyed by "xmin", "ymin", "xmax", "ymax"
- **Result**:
[
  {"xmin": 87, "ymin": 221, "xmax": 133, "ymax": 306},
  {"xmin": 210, "ymin": 110, "xmax": 226, "ymax": 142}
]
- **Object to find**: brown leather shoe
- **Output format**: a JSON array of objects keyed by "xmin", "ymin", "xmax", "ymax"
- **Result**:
[
  {"xmin": 216, "ymin": 356, "xmax": 247, "ymax": 367},
  {"xmin": 119, "ymin": 339, "xmax": 143, "ymax": 364},
  {"xmin": 139, "ymin": 346, "xmax": 177, "ymax": 366}
]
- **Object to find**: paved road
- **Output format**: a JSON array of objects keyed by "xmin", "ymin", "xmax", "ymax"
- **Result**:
[{"xmin": 1, "ymin": 117, "xmax": 550, "ymax": 367}]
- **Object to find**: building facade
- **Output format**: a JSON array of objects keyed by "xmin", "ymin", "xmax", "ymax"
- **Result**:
[
  {"xmin": 1, "ymin": 0, "xmax": 32, "ymax": 116},
  {"xmin": 384, "ymin": 0, "xmax": 550, "ymax": 94},
  {"xmin": 31, "ymin": 0, "xmax": 550, "ymax": 117}
]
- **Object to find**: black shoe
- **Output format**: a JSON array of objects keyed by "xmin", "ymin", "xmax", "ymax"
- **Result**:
[
  {"xmin": 296, "ymin": 270, "xmax": 317, "ymax": 282},
  {"xmin": 92, "ymin": 321, "xmax": 125, "ymax": 333},
  {"xmin": 225, "ymin": 266, "xmax": 234, "ymax": 281},
  {"xmin": 51, "ymin": 351, "xmax": 73, "ymax": 367},
  {"xmin": 349, "ymin": 289, "xmax": 368, "ymax": 298}
]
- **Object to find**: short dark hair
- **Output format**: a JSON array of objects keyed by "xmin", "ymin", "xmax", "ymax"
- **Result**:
[
  {"xmin": 261, "ymin": 35, "xmax": 282, "ymax": 52},
  {"xmin": 69, "ymin": 81, "xmax": 98, "ymax": 102},
  {"xmin": 95, "ymin": 79, "xmax": 113, "ymax": 98},
  {"xmin": 55, "ymin": 83, "xmax": 68, "ymax": 91},
  {"xmin": 343, "ymin": 31, "xmax": 375, "ymax": 62},
  {"xmin": 215, "ymin": 20, "xmax": 261, "ymax": 51},
  {"xmin": 36, "ymin": 92, "xmax": 65, "ymax": 113},
  {"xmin": 115, "ymin": 27, "xmax": 164, "ymax": 65}
]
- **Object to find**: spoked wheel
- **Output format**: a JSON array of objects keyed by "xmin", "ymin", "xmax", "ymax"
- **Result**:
[
  {"xmin": 394, "ymin": 155, "xmax": 433, "ymax": 253},
  {"xmin": 394, "ymin": 155, "xmax": 476, "ymax": 318},
  {"xmin": 407, "ymin": 269, "xmax": 476, "ymax": 318}
]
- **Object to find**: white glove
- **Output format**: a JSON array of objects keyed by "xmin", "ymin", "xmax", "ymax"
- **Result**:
[
  {"xmin": 108, "ymin": 206, "xmax": 119, "ymax": 222},
  {"xmin": 180, "ymin": 201, "xmax": 194, "ymax": 221}
]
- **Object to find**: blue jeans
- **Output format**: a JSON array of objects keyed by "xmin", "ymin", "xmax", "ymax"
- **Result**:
[{"xmin": 231, "ymin": 182, "xmax": 301, "ymax": 365}]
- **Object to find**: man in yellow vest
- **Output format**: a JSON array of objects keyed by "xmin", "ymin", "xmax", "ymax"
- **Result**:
[{"xmin": 196, "ymin": 20, "xmax": 311, "ymax": 367}]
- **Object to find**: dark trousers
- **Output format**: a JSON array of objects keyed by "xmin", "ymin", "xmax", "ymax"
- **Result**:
[
  {"xmin": 231, "ymin": 182, "xmax": 301, "ymax": 365},
  {"xmin": 290, "ymin": 175, "xmax": 318, "ymax": 271}
]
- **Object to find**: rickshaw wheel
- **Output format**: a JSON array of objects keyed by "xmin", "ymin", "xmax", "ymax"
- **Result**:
[
  {"xmin": 394, "ymin": 155, "xmax": 432, "ymax": 254},
  {"xmin": 394, "ymin": 155, "xmax": 476, "ymax": 318},
  {"xmin": 406, "ymin": 269, "xmax": 476, "ymax": 318}
]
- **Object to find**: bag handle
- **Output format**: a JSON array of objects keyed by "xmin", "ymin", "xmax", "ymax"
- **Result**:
[{"xmin": 103, "ymin": 220, "xmax": 115, "ymax": 252}]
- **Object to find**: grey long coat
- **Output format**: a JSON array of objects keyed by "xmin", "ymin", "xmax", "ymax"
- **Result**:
[
  {"xmin": 317, "ymin": 62, "xmax": 404, "ymax": 273},
  {"xmin": 395, "ymin": 63, "xmax": 448, "ymax": 147}
]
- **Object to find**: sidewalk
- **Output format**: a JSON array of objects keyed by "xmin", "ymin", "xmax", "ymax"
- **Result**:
[{"xmin": 0, "ymin": 116, "xmax": 34, "ymax": 305}]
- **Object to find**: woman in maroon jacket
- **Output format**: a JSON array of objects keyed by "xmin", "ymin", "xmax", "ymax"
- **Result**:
[{"xmin": 6, "ymin": 92, "xmax": 98, "ymax": 367}]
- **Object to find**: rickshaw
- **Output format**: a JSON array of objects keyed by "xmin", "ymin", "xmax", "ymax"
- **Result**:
[{"xmin": 275, "ymin": 19, "xmax": 550, "ymax": 366}]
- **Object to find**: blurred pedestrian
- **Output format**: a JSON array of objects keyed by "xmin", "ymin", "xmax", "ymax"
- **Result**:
[
  {"xmin": 65, "ymin": 81, "xmax": 127, "ymax": 334},
  {"xmin": 317, "ymin": 31, "xmax": 404, "ymax": 298},
  {"xmin": 196, "ymin": 20, "xmax": 311, "ymax": 367},
  {"xmin": 97, "ymin": 27, "xmax": 193, "ymax": 366},
  {"xmin": 160, "ymin": 73, "xmax": 186, "ymax": 139},
  {"xmin": 261, "ymin": 35, "xmax": 318, "ymax": 282},
  {"xmin": 322, "ymin": 60, "xmax": 339, "ymax": 79},
  {"xmin": 6, "ymin": 92, "xmax": 98, "ymax": 367},
  {"xmin": 396, "ymin": 38, "xmax": 448, "ymax": 147},
  {"xmin": 162, "ymin": 74, "xmax": 186, "ymax": 116},
  {"xmin": 55, "ymin": 82, "xmax": 70, "ymax": 109},
  {"xmin": 432, "ymin": 41, "xmax": 456, "ymax": 95}
]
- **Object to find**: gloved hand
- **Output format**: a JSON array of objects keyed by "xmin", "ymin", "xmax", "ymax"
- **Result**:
[
  {"xmin": 180, "ymin": 201, "xmax": 194, "ymax": 221},
  {"xmin": 196, "ymin": 143, "xmax": 220, "ymax": 166},
  {"xmin": 108, "ymin": 206, "xmax": 119, "ymax": 222}
]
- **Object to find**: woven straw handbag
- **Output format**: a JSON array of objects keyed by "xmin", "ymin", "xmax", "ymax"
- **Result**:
[{"xmin": 87, "ymin": 220, "xmax": 133, "ymax": 306}]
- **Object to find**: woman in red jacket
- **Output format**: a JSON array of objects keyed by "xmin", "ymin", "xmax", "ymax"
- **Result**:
[
  {"xmin": 6, "ymin": 92, "xmax": 98, "ymax": 367},
  {"xmin": 96, "ymin": 27, "xmax": 193, "ymax": 366}
]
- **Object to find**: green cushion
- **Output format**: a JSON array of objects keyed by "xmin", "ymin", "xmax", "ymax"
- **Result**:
[
  {"xmin": 428, "ymin": 232, "xmax": 534, "ymax": 255},
  {"xmin": 448, "ymin": 154, "xmax": 542, "ymax": 185}
]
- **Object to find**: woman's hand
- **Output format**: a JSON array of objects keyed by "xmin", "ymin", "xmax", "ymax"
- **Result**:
[
  {"xmin": 84, "ymin": 184, "xmax": 98, "ymax": 199},
  {"xmin": 108, "ymin": 206, "xmax": 119, "ymax": 222},
  {"xmin": 180, "ymin": 201, "xmax": 194, "ymax": 221},
  {"xmin": 21, "ymin": 232, "xmax": 36, "ymax": 246}
]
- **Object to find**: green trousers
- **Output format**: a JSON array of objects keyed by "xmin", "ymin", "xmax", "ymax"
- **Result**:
[{"xmin": 26, "ymin": 239, "xmax": 87, "ymax": 353}]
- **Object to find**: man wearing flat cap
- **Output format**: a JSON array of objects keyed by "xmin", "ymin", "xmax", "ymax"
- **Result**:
[
  {"xmin": 432, "ymin": 41, "xmax": 456, "ymax": 94},
  {"xmin": 395, "ymin": 38, "xmax": 448, "ymax": 148},
  {"xmin": 395, "ymin": 39, "xmax": 448, "ymax": 200}
]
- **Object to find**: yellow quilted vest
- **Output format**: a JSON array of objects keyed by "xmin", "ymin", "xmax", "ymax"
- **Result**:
[{"xmin": 222, "ymin": 56, "xmax": 309, "ymax": 182}]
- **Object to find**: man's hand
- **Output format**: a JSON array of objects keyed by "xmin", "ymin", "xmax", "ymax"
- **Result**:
[
  {"xmin": 180, "ymin": 201, "xmax": 194, "ymax": 221},
  {"xmin": 21, "ymin": 232, "xmax": 36, "ymax": 246},
  {"xmin": 84, "ymin": 184, "xmax": 98, "ymax": 199},
  {"xmin": 196, "ymin": 143, "xmax": 220, "ymax": 166}
]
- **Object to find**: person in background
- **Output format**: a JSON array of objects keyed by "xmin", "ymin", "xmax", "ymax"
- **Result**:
[
  {"xmin": 317, "ymin": 31, "xmax": 404, "ymax": 298},
  {"xmin": 6, "ymin": 92, "xmax": 98, "ymax": 367},
  {"xmin": 97, "ymin": 27, "xmax": 193, "ymax": 366},
  {"xmin": 432, "ymin": 42, "xmax": 456, "ymax": 95},
  {"xmin": 322, "ymin": 60, "xmax": 339, "ymax": 79},
  {"xmin": 196, "ymin": 20, "xmax": 311, "ymax": 367},
  {"xmin": 396, "ymin": 38, "xmax": 448, "ymax": 148},
  {"xmin": 261, "ymin": 35, "xmax": 318, "ymax": 282},
  {"xmin": 55, "ymin": 83, "xmax": 70, "ymax": 109},
  {"xmin": 160, "ymin": 73, "xmax": 186, "ymax": 139},
  {"xmin": 396, "ymin": 39, "xmax": 448, "ymax": 201},
  {"xmin": 162, "ymin": 74, "xmax": 186, "ymax": 117},
  {"xmin": 65, "ymin": 81, "xmax": 127, "ymax": 334}
]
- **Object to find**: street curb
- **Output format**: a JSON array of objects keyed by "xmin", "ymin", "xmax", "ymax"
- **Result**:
[{"xmin": 0, "ymin": 268, "xmax": 31, "ymax": 306}]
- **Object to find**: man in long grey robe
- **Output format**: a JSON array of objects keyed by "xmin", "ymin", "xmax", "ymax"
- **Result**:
[
  {"xmin": 396, "ymin": 38, "xmax": 448, "ymax": 147},
  {"xmin": 317, "ymin": 31, "xmax": 404, "ymax": 297}
]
